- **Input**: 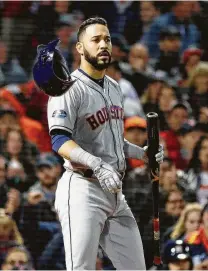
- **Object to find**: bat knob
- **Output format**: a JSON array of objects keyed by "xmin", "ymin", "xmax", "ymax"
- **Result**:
[{"xmin": 147, "ymin": 112, "xmax": 158, "ymax": 118}]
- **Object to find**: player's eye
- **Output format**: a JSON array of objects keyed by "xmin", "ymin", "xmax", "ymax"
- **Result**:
[
  {"xmin": 92, "ymin": 38, "xmax": 99, "ymax": 43},
  {"xmin": 106, "ymin": 38, "xmax": 111, "ymax": 43}
]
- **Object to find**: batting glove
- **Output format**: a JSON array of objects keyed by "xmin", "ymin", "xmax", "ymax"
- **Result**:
[
  {"xmin": 143, "ymin": 144, "xmax": 164, "ymax": 164},
  {"xmin": 93, "ymin": 162, "xmax": 122, "ymax": 193}
]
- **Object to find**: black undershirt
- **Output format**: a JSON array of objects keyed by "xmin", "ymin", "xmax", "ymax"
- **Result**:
[{"xmin": 78, "ymin": 68, "xmax": 104, "ymax": 88}]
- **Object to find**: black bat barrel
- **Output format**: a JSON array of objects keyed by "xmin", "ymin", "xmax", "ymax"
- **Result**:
[
  {"xmin": 146, "ymin": 112, "xmax": 159, "ymax": 172},
  {"xmin": 146, "ymin": 112, "xmax": 162, "ymax": 266}
]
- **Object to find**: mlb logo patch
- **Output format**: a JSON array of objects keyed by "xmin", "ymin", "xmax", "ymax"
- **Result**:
[{"xmin": 52, "ymin": 110, "xmax": 67, "ymax": 118}]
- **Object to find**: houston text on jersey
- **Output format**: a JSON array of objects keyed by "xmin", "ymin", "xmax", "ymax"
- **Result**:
[{"xmin": 86, "ymin": 105, "xmax": 124, "ymax": 130}]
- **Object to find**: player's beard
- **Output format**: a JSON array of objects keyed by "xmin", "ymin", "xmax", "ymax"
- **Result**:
[{"xmin": 83, "ymin": 47, "xmax": 111, "ymax": 71}]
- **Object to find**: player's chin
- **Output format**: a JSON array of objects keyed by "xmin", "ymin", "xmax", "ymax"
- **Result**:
[
  {"xmin": 98, "ymin": 58, "xmax": 110, "ymax": 63},
  {"xmin": 95, "ymin": 60, "xmax": 110, "ymax": 70},
  {"xmin": 98, "ymin": 58, "xmax": 111, "ymax": 66}
]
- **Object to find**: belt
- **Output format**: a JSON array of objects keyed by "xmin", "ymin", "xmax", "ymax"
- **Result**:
[{"xmin": 73, "ymin": 169, "xmax": 125, "ymax": 179}]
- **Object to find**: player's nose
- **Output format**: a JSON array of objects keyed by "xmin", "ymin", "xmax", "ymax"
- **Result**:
[{"xmin": 99, "ymin": 39, "xmax": 108, "ymax": 48}]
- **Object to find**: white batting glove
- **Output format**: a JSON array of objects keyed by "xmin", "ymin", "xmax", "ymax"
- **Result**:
[
  {"xmin": 143, "ymin": 144, "xmax": 164, "ymax": 164},
  {"xmin": 93, "ymin": 162, "xmax": 122, "ymax": 193}
]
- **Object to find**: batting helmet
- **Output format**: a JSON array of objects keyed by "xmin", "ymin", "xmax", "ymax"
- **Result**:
[
  {"xmin": 163, "ymin": 239, "xmax": 191, "ymax": 264},
  {"xmin": 33, "ymin": 39, "xmax": 75, "ymax": 96}
]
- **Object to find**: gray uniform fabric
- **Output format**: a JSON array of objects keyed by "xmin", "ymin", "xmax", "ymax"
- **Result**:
[{"xmin": 48, "ymin": 69, "xmax": 146, "ymax": 270}]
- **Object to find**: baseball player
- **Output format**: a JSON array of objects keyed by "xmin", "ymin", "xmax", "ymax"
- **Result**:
[{"xmin": 33, "ymin": 17, "xmax": 164, "ymax": 270}]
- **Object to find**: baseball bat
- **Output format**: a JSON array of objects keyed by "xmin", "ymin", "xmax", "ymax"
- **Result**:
[{"xmin": 146, "ymin": 112, "xmax": 162, "ymax": 266}]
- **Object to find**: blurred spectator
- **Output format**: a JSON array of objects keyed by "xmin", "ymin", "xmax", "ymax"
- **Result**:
[
  {"xmin": 151, "ymin": 26, "xmax": 182, "ymax": 87},
  {"xmin": 3, "ymin": 127, "xmax": 39, "ymax": 164},
  {"xmin": 0, "ymin": 210, "xmax": 24, "ymax": 265},
  {"xmin": 188, "ymin": 62, "xmax": 208, "ymax": 120},
  {"xmin": 139, "ymin": 1, "xmax": 160, "ymax": 36},
  {"xmin": 0, "ymin": 40, "xmax": 28, "ymax": 87},
  {"xmin": 122, "ymin": 118, "xmax": 150, "ymax": 230},
  {"xmin": 141, "ymin": 76, "xmax": 164, "ymax": 113},
  {"xmin": 186, "ymin": 203, "xmax": 208, "ymax": 268},
  {"xmin": 158, "ymin": 84, "xmax": 178, "ymax": 131},
  {"xmin": 159, "ymin": 158, "xmax": 179, "ymax": 193},
  {"xmin": 198, "ymin": 107, "xmax": 208, "ymax": 125},
  {"xmin": 26, "ymin": 157, "xmax": 58, "ymax": 207},
  {"xmin": 0, "ymin": 98, "xmax": 48, "ymax": 152},
  {"xmin": 1, "ymin": 1, "xmax": 34, "ymax": 56},
  {"xmin": 0, "ymin": 81, "xmax": 48, "ymax": 124},
  {"xmin": 194, "ymin": 259, "xmax": 208, "ymax": 271},
  {"xmin": 179, "ymin": 47, "xmax": 203, "ymax": 88},
  {"xmin": 111, "ymin": 34, "xmax": 129, "ymax": 62},
  {"xmin": 177, "ymin": 123, "xmax": 208, "ymax": 166},
  {"xmin": 120, "ymin": 43, "xmax": 154, "ymax": 96},
  {"xmin": 54, "ymin": 1, "xmax": 84, "ymax": 33},
  {"xmin": 0, "ymin": 81, "xmax": 51, "ymax": 152},
  {"xmin": 1, "ymin": 246, "xmax": 34, "ymax": 270},
  {"xmin": 143, "ymin": 189, "xmax": 185, "ymax": 268},
  {"xmin": 87, "ymin": 1, "xmax": 138, "ymax": 37},
  {"xmin": 41, "ymin": 153, "xmax": 63, "ymax": 180},
  {"xmin": 26, "ymin": 1, "xmax": 83, "ymax": 73},
  {"xmin": 33, "ymin": 1, "xmax": 80, "ymax": 44},
  {"xmin": 124, "ymin": 1, "xmax": 160, "ymax": 45},
  {"xmin": 163, "ymin": 239, "xmax": 192, "ymax": 270},
  {"xmin": 1, "ymin": 127, "xmax": 36, "ymax": 191},
  {"xmin": 0, "ymin": 156, "xmax": 21, "ymax": 216},
  {"xmin": 160, "ymin": 103, "xmax": 190, "ymax": 169},
  {"xmin": 122, "ymin": 43, "xmax": 154, "ymax": 75},
  {"xmin": 143, "ymin": 2, "xmax": 200, "ymax": 58},
  {"xmin": 191, "ymin": 1, "xmax": 208, "ymax": 59},
  {"xmin": 55, "ymin": 20, "xmax": 74, "ymax": 70},
  {"xmin": 163, "ymin": 189, "xmax": 185, "ymax": 223},
  {"xmin": 170, "ymin": 203, "xmax": 202, "ymax": 240},
  {"xmin": 21, "ymin": 157, "xmax": 58, "ymax": 262},
  {"xmin": 106, "ymin": 61, "xmax": 145, "ymax": 118},
  {"xmin": 37, "ymin": 231, "xmax": 65, "ymax": 270},
  {"xmin": 159, "ymin": 158, "xmax": 196, "ymax": 203},
  {"xmin": 124, "ymin": 116, "xmax": 147, "ymax": 169},
  {"xmin": 185, "ymin": 135, "xmax": 208, "ymax": 205}
]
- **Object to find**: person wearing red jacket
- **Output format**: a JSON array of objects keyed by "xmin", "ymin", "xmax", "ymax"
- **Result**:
[
  {"xmin": 160, "ymin": 103, "xmax": 189, "ymax": 169},
  {"xmin": 0, "ymin": 84, "xmax": 51, "ymax": 152}
]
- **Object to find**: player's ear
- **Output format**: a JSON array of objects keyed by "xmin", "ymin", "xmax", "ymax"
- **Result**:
[{"xmin": 76, "ymin": 42, "xmax": 84, "ymax": 55}]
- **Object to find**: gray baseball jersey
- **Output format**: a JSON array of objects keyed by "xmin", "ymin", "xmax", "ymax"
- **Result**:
[
  {"xmin": 49, "ymin": 68, "xmax": 146, "ymax": 270},
  {"xmin": 48, "ymin": 69, "xmax": 126, "ymax": 172}
]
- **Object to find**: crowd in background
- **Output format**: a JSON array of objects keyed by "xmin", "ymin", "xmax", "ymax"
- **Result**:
[{"xmin": 0, "ymin": 1, "xmax": 208, "ymax": 270}]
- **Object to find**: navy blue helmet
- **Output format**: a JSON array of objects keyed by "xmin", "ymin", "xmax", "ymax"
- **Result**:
[
  {"xmin": 33, "ymin": 39, "xmax": 75, "ymax": 96},
  {"xmin": 164, "ymin": 239, "xmax": 191, "ymax": 264}
]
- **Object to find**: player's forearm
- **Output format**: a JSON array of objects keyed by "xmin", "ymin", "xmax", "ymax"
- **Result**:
[
  {"xmin": 123, "ymin": 139, "xmax": 145, "ymax": 160},
  {"xmin": 58, "ymin": 140, "xmax": 102, "ymax": 170}
]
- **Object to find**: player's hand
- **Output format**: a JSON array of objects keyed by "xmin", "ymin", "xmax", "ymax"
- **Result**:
[
  {"xmin": 93, "ymin": 162, "xmax": 122, "ymax": 193},
  {"xmin": 143, "ymin": 144, "xmax": 164, "ymax": 164}
]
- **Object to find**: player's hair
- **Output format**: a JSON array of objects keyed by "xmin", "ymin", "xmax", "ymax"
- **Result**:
[
  {"xmin": 170, "ymin": 203, "xmax": 202, "ymax": 239},
  {"xmin": 77, "ymin": 17, "xmax": 108, "ymax": 41}
]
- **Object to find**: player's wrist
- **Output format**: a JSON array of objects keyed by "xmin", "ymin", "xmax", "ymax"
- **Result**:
[{"xmin": 88, "ymin": 156, "xmax": 103, "ymax": 171}]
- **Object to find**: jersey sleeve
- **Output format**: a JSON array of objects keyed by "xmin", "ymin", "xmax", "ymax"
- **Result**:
[{"xmin": 47, "ymin": 88, "xmax": 80, "ymax": 135}]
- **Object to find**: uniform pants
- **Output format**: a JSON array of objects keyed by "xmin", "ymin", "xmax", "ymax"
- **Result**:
[{"xmin": 55, "ymin": 171, "xmax": 146, "ymax": 270}]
